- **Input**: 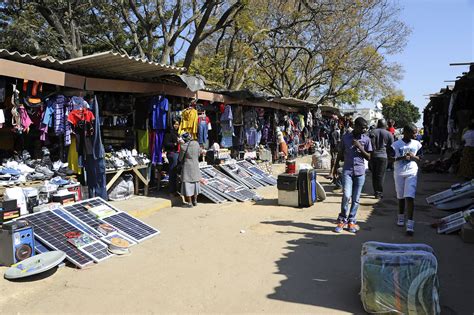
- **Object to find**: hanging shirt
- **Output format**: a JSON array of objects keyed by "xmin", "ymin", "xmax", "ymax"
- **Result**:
[
  {"xmin": 150, "ymin": 96, "xmax": 168, "ymax": 130},
  {"xmin": 179, "ymin": 108, "xmax": 198, "ymax": 138}
]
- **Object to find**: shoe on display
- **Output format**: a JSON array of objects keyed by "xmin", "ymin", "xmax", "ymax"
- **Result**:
[
  {"xmin": 41, "ymin": 155, "xmax": 53, "ymax": 169},
  {"xmin": 131, "ymin": 149, "xmax": 138, "ymax": 157},
  {"xmin": 50, "ymin": 176, "xmax": 69, "ymax": 186},
  {"xmin": 41, "ymin": 146, "xmax": 50, "ymax": 156},
  {"xmin": 52, "ymin": 160, "xmax": 62, "ymax": 171},
  {"xmin": 128, "ymin": 156, "xmax": 138, "ymax": 166},
  {"xmin": 26, "ymin": 159, "xmax": 40, "ymax": 168},
  {"xmin": 27, "ymin": 172, "xmax": 45, "ymax": 181},
  {"xmin": 21, "ymin": 150, "xmax": 31, "ymax": 161},
  {"xmin": 17, "ymin": 163, "xmax": 35, "ymax": 174},
  {"xmin": 35, "ymin": 165, "xmax": 54, "ymax": 178},
  {"xmin": 59, "ymin": 167, "xmax": 74, "ymax": 175}
]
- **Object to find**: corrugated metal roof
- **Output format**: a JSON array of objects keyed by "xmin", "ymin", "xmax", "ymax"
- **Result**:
[
  {"xmin": 0, "ymin": 49, "xmax": 63, "ymax": 68},
  {"xmin": 61, "ymin": 51, "xmax": 185, "ymax": 80},
  {"xmin": 0, "ymin": 49, "xmax": 185, "ymax": 81},
  {"xmin": 273, "ymin": 97, "xmax": 316, "ymax": 107}
]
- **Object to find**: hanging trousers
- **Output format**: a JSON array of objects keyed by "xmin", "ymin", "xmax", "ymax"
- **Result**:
[{"xmin": 85, "ymin": 155, "xmax": 108, "ymax": 200}]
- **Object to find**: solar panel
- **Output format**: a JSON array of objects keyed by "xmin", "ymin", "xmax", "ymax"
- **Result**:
[
  {"xmin": 62, "ymin": 198, "xmax": 160, "ymax": 243},
  {"xmin": 24, "ymin": 211, "xmax": 94, "ymax": 268},
  {"xmin": 103, "ymin": 212, "xmax": 160, "ymax": 242},
  {"xmin": 61, "ymin": 200, "xmax": 116, "ymax": 231},
  {"xmin": 79, "ymin": 241, "xmax": 114, "ymax": 262},
  {"xmin": 52, "ymin": 208, "xmax": 102, "ymax": 237}
]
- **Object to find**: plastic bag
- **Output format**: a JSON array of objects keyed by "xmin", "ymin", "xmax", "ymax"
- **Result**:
[
  {"xmin": 108, "ymin": 174, "xmax": 134, "ymax": 201},
  {"xmin": 361, "ymin": 241, "xmax": 440, "ymax": 315},
  {"xmin": 312, "ymin": 149, "xmax": 331, "ymax": 170}
]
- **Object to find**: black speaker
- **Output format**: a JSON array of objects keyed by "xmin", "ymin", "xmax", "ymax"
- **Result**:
[{"xmin": 0, "ymin": 220, "xmax": 35, "ymax": 266}]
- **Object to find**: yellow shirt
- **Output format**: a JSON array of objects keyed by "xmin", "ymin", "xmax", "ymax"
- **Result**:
[{"xmin": 178, "ymin": 108, "xmax": 198, "ymax": 138}]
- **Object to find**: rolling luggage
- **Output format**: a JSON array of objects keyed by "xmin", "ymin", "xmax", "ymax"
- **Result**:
[
  {"xmin": 277, "ymin": 174, "xmax": 298, "ymax": 191},
  {"xmin": 298, "ymin": 169, "xmax": 313, "ymax": 207}
]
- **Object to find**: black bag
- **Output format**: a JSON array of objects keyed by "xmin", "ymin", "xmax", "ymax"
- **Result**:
[{"xmin": 277, "ymin": 174, "xmax": 298, "ymax": 191}]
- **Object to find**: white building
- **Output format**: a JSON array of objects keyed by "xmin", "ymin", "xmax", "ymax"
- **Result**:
[{"xmin": 341, "ymin": 107, "xmax": 384, "ymax": 126}]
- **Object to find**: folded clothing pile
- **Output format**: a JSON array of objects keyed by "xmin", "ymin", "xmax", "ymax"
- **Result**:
[{"xmin": 361, "ymin": 241, "xmax": 440, "ymax": 315}]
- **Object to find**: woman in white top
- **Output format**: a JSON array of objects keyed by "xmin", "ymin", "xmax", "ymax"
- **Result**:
[{"xmin": 458, "ymin": 119, "xmax": 474, "ymax": 179}]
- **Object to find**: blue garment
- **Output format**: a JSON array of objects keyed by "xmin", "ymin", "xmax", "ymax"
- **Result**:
[
  {"xmin": 90, "ymin": 96, "xmax": 105, "ymax": 160},
  {"xmin": 221, "ymin": 135, "xmax": 233, "ymax": 148},
  {"xmin": 85, "ymin": 155, "xmax": 108, "ymax": 200},
  {"xmin": 53, "ymin": 95, "xmax": 66, "ymax": 135},
  {"xmin": 246, "ymin": 127, "xmax": 262, "ymax": 147},
  {"xmin": 198, "ymin": 121, "xmax": 208, "ymax": 144},
  {"xmin": 42, "ymin": 100, "xmax": 55, "ymax": 127},
  {"xmin": 70, "ymin": 96, "xmax": 89, "ymax": 110},
  {"xmin": 150, "ymin": 96, "xmax": 168, "ymax": 130},
  {"xmin": 338, "ymin": 173, "xmax": 366, "ymax": 223},
  {"xmin": 341, "ymin": 132, "xmax": 372, "ymax": 176},
  {"xmin": 152, "ymin": 130, "xmax": 165, "ymax": 164}
]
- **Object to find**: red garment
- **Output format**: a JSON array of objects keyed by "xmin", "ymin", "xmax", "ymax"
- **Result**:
[
  {"xmin": 387, "ymin": 127, "xmax": 395, "ymax": 135},
  {"xmin": 68, "ymin": 109, "xmax": 95, "ymax": 126}
]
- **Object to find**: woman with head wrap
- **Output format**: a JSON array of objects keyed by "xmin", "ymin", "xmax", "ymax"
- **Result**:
[{"xmin": 178, "ymin": 132, "xmax": 202, "ymax": 207}]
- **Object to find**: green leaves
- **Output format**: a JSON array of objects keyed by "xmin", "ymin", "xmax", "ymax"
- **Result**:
[{"xmin": 381, "ymin": 95, "xmax": 421, "ymax": 127}]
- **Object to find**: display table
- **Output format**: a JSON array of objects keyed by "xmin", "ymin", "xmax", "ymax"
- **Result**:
[{"xmin": 105, "ymin": 165, "xmax": 151, "ymax": 196}]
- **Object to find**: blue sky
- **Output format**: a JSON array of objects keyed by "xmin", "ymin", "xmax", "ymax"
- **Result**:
[{"xmin": 379, "ymin": 0, "xmax": 474, "ymax": 122}]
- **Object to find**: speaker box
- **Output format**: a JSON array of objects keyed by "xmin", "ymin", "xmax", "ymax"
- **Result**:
[{"xmin": 0, "ymin": 222, "xmax": 35, "ymax": 266}]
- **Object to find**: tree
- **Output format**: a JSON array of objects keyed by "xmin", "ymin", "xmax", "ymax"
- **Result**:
[{"xmin": 381, "ymin": 94, "xmax": 421, "ymax": 128}]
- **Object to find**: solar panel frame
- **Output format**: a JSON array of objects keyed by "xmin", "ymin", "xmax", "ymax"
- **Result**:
[
  {"xmin": 100, "ymin": 231, "xmax": 137, "ymax": 247},
  {"xmin": 78, "ymin": 240, "xmax": 114, "ymax": 262},
  {"xmin": 23, "ymin": 211, "xmax": 94, "ymax": 268}
]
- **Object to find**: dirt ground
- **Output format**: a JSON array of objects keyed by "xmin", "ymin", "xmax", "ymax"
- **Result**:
[{"xmin": 0, "ymin": 156, "xmax": 473, "ymax": 314}]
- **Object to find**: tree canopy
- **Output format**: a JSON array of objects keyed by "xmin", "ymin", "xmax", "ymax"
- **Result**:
[
  {"xmin": 0, "ymin": 0, "xmax": 410, "ymax": 105},
  {"xmin": 381, "ymin": 93, "xmax": 421, "ymax": 128}
]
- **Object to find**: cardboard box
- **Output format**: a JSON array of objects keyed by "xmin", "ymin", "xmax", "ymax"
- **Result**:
[{"xmin": 461, "ymin": 223, "xmax": 474, "ymax": 243}]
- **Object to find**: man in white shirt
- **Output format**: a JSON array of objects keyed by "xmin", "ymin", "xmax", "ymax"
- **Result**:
[{"xmin": 389, "ymin": 123, "xmax": 422, "ymax": 235}]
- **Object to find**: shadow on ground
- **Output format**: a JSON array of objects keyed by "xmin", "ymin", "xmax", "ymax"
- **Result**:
[{"xmin": 264, "ymin": 170, "xmax": 474, "ymax": 314}]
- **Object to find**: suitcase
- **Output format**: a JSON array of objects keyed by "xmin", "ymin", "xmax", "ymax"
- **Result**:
[
  {"xmin": 298, "ymin": 169, "xmax": 313, "ymax": 207},
  {"xmin": 277, "ymin": 174, "xmax": 298, "ymax": 191},
  {"xmin": 278, "ymin": 190, "xmax": 299, "ymax": 207}
]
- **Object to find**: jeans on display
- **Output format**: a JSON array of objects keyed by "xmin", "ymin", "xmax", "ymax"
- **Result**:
[
  {"xmin": 167, "ymin": 151, "xmax": 179, "ymax": 193},
  {"xmin": 338, "ymin": 173, "xmax": 366, "ymax": 223},
  {"xmin": 370, "ymin": 157, "xmax": 388, "ymax": 196},
  {"xmin": 198, "ymin": 121, "xmax": 208, "ymax": 145},
  {"xmin": 85, "ymin": 155, "xmax": 108, "ymax": 200}
]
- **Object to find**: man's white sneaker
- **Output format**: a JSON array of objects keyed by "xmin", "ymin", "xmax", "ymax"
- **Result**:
[
  {"xmin": 397, "ymin": 214, "xmax": 405, "ymax": 227},
  {"xmin": 406, "ymin": 220, "xmax": 415, "ymax": 236}
]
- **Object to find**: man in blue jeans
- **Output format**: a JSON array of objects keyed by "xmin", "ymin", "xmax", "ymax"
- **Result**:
[{"xmin": 331, "ymin": 117, "xmax": 372, "ymax": 233}]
